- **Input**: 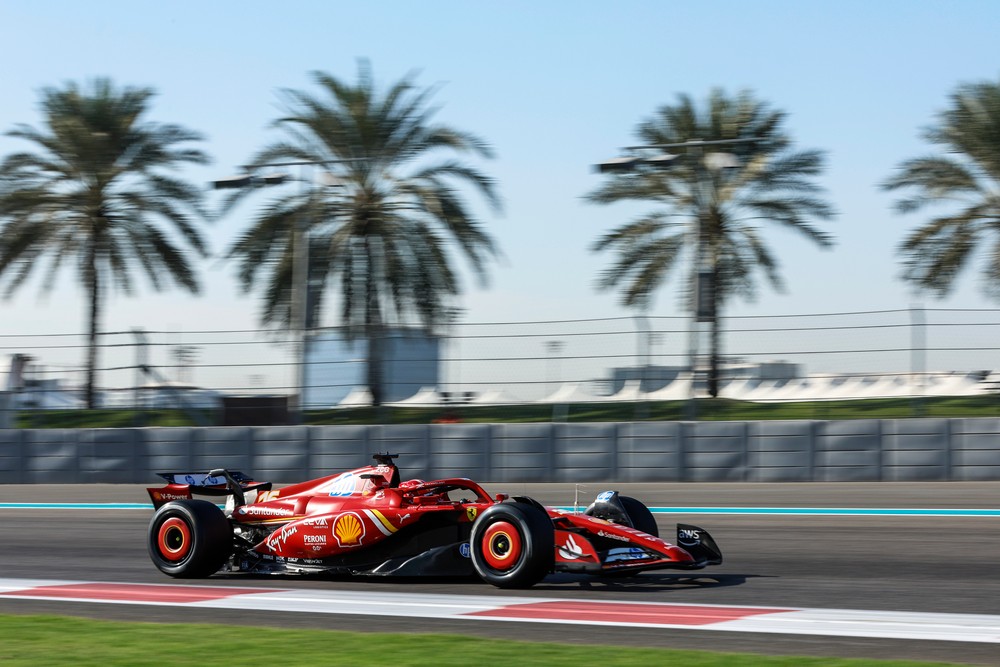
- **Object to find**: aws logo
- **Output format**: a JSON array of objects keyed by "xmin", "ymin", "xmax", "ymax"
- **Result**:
[
  {"xmin": 678, "ymin": 528, "xmax": 701, "ymax": 547},
  {"xmin": 333, "ymin": 512, "xmax": 366, "ymax": 547}
]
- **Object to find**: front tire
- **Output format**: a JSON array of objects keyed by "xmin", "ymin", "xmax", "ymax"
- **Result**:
[
  {"xmin": 470, "ymin": 502, "xmax": 553, "ymax": 589},
  {"xmin": 148, "ymin": 500, "xmax": 233, "ymax": 578}
]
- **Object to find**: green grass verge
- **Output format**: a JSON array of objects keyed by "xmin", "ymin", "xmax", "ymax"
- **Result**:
[
  {"xmin": 0, "ymin": 614, "xmax": 961, "ymax": 667},
  {"xmin": 14, "ymin": 408, "xmax": 215, "ymax": 429},
  {"xmin": 15, "ymin": 394, "xmax": 1000, "ymax": 428}
]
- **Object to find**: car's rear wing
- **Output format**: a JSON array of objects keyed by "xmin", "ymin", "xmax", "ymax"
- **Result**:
[{"xmin": 146, "ymin": 469, "xmax": 272, "ymax": 510}]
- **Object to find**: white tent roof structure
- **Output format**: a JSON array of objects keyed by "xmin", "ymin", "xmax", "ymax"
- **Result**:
[
  {"xmin": 798, "ymin": 376, "xmax": 849, "ymax": 401},
  {"xmin": 921, "ymin": 372, "xmax": 984, "ymax": 397},
  {"xmin": 717, "ymin": 377, "xmax": 758, "ymax": 400},
  {"xmin": 852, "ymin": 375, "xmax": 910, "ymax": 399},
  {"xmin": 335, "ymin": 372, "xmax": 987, "ymax": 409},
  {"xmin": 741, "ymin": 380, "xmax": 788, "ymax": 402},
  {"xmin": 743, "ymin": 372, "xmax": 992, "ymax": 402},
  {"xmin": 813, "ymin": 377, "xmax": 869, "ymax": 401},
  {"xmin": 336, "ymin": 387, "xmax": 372, "ymax": 408},
  {"xmin": 759, "ymin": 378, "xmax": 814, "ymax": 402},
  {"xmin": 536, "ymin": 382, "xmax": 602, "ymax": 404},
  {"xmin": 386, "ymin": 386, "xmax": 443, "ymax": 407},
  {"xmin": 469, "ymin": 389, "xmax": 521, "ymax": 406},
  {"xmin": 644, "ymin": 374, "xmax": 695, "ymax": 401},
  {"xmin": 606, "ymin": 379, "xmax": 644, "ymax": 402},
  {"xmin": 754, "ymin": 376, "xmax": 893, "ymax": 402}
]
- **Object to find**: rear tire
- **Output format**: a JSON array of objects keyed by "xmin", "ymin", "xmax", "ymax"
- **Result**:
[
  {"xmin": 148, "ymin": 500, "xmax": 233, "ymax": 578},
  {"xmin": 619, "ymin": 496, "xmax": 659, "ymax": 537},
  {"xmin": 470, "ymin": 502, "xmax": 553, "ymax": 589}
]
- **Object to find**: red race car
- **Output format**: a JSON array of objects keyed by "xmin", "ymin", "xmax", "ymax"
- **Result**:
[{"xmin": 147, "ymin": 453, "xmax": 722, "ymax": 589}]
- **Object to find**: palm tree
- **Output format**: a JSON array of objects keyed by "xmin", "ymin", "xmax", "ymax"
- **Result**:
[
  {"xmin": 0, "ymin": 79, "xmax": 210, "ymax": 408},
  {"xmin": 883, "ymin": 78, "xmax": 1000, "ymax": 298},
  {"xmin": 588, "ymin": 89, "xmax": 834, "ymax": 397},
  {"xmin": 224, "ymin": 62, "xmax": 500, "ymax": 406}
]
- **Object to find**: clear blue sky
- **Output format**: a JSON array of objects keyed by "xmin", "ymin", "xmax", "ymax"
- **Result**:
[{"xmin": 1, "ymin": 1, "xmax": 998, "ymax": 341}]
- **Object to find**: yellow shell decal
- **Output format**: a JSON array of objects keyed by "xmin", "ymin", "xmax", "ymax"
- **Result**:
[
  {"xmin": 333, "ymin": 512, "xmax": 365, "ymax": 547},
  {"xmin": 466, "ymin": 507, "xmax": 478, "ymax": 522}
]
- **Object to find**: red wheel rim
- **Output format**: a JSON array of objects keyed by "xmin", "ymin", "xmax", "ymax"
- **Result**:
[
  {"xmin": 481, "ymin": 520, "xmax": 522, "ymax": 571},
  {"xmin": 158, "ymin": 517, "xmax": 192, "ymax": 562}
]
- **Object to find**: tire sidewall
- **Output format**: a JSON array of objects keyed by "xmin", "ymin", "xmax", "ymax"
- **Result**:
[
  {"xmin": 148, "ymin": 499, "xmax": 232, "ymax": 577},
  {"xmin": 470, "ymin": 502, "xmax": 553, "ymax": 588}
]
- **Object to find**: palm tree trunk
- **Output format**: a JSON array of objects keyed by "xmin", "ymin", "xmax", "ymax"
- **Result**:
[
  {"xmin": 709, "ymin": 316, "xmax": 720, "ymax": 398},
  {"xmin": 366, "ymin": 320, "xmax": 384, "ymax": 407},
  {"xmin": 706, "ymin": 216, "xmax": 720, "ymax": 398},
  {"xmin": 84, "ymin": 241, "xmax": 100, "ymax": 409},
  {"xmin": 707, "ymin": 251, "xmax": 720, "ymax": 398},
  {"xmin": 364, "ymin": 239, "xmax": 384, "ymax": 407}
]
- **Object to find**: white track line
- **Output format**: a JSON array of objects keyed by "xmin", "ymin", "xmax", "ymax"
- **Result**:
[{"xmin": 0, "ymin": 578, "xmax": 998, "ymax": 643}]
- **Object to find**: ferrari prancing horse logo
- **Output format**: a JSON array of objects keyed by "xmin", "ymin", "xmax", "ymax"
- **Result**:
[{"xmin": 466, "ymin": 507, "xmax": 478, "ymax": 522}]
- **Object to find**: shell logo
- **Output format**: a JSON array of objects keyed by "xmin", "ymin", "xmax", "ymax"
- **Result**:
[{"xmin": 333, "ymin": 512, "xmax": 365, "ymax": 547}]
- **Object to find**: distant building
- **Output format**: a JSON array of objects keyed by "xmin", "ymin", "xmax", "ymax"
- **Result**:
[
  {"xmin": 303, "ymin": 328, "xmax": 440, "ymax": 408},
  {"xmin": 2, "ymin": 355, "xmax": 84, "ymax": 416}
]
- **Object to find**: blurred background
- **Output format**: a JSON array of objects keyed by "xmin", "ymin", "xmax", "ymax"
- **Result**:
[
  {"xmin": 4, "ymin": 306, "xmax": 999, "ymax": 427},
  {"xmin": 3, "ymin": 2, "xmax": 1000, "ymax": 427}
]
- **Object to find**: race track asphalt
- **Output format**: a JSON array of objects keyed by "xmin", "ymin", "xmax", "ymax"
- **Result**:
[{"xmin": 1, "ymin": 482, "xmax": 998, "ymax": 665}]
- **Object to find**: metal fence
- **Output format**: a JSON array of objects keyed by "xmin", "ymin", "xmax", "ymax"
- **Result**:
[{"xmin": 3, "ymin": 307, "xmax": 1000, "ymax": 424}]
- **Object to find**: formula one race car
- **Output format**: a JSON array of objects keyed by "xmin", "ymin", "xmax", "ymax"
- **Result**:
[{"xmin": 146, "ymin": 454, "xmax": 722, "ymax": 589}]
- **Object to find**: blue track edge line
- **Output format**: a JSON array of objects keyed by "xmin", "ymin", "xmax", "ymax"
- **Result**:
[{"xmin": 3, "ymin": 503, "xmax": 1000, "ymax": 517}]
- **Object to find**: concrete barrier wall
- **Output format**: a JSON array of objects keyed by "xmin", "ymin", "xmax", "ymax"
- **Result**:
[{"xmin": 3, "ymin": 418, "xmax": 1000, "ymax": 484}]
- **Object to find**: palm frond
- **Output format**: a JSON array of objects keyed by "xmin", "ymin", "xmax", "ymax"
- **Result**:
[
  {"xmin": 886, "ymin": 77, "xmax": 1000, "ymax": 297},
  {"xmin": 588, "ymin": 89, "xmax": 834, "ymax": 315},
  {"xmin": 225, "ymin": 63, "xmax": 499, "ymax": 337}
]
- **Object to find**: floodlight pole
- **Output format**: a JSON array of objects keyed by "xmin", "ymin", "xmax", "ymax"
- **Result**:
[{"xmin": 213, "ymin": 158, "xmax": 354, "ymax": 424}]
